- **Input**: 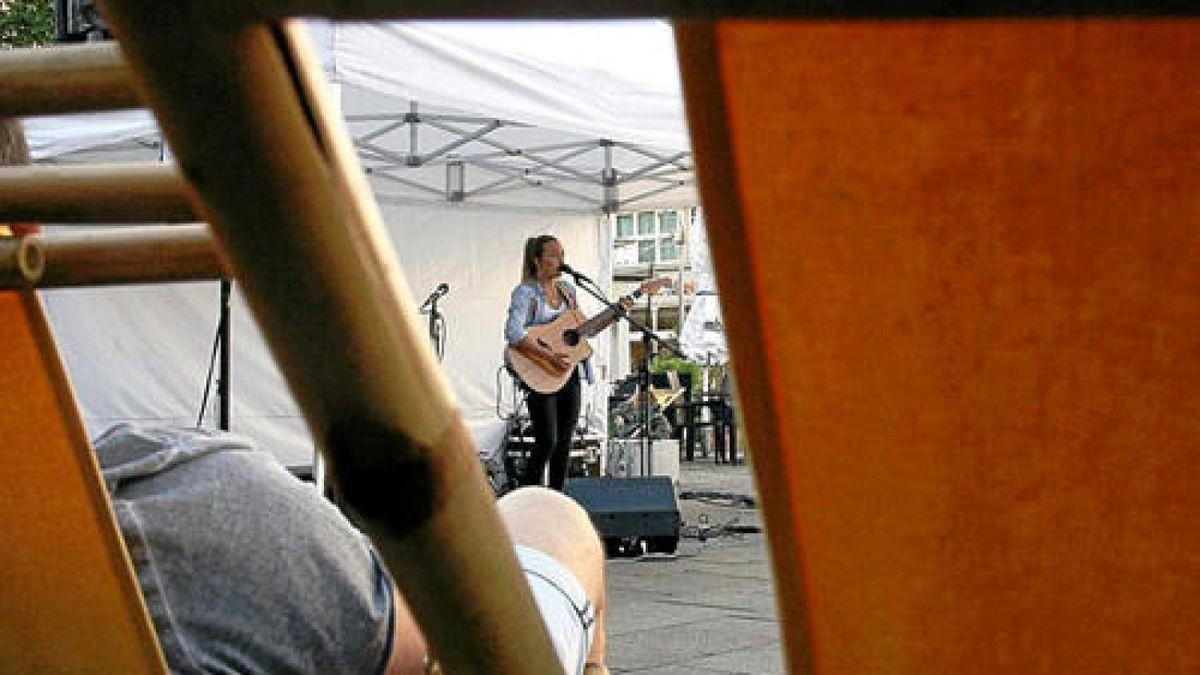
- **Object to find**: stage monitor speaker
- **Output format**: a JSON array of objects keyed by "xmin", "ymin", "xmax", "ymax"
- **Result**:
[{"xmin": 565, "ymin": 476, "xmax": 681, "ymax": 554}]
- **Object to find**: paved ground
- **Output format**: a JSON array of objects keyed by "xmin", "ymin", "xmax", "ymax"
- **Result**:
[{"xmin": 603, "ymin": 459, "xmax": 785, "ymax": 675}]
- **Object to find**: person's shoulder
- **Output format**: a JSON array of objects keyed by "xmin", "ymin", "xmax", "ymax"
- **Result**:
[{"xmin": 94, "ymin": 423, "xmax": 266, "ymax": 489}]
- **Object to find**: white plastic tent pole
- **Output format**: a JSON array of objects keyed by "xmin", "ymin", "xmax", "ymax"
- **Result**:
[{"xmin": 409, "ymin": 101, "xmax": 419, "ymax": 161}]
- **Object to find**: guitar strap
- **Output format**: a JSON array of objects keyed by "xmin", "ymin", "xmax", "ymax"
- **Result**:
[{"xmin": 555, "ymin": 280, "xmax": 577, "ymax": 310}]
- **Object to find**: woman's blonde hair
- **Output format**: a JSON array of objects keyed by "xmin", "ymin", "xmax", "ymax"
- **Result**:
[{"xmin": 522, "ymin": 235, "xmax": 559, "ymax": 281}]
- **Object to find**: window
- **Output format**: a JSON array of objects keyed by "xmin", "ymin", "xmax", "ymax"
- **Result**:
[
  {"xmin": 659, "ymin": 237, "xmax": 679, "ymax": 262},
  {"xmin": 613, "ymin": 209, "xmax": 688, "ymax": 267},
  {"xmin": 637, "ymin": 211, "xmax": 656, "ymax": 235},
  {"xmin": 638, "ymin": 240, "xmax": 656, "ymax": 264},
  {"xmin": 657, "ymin": 307, "xmax": 680, "ymax": 331},
  {"xmin": 660, "ymin": 211, "xmax": 678, "ymax": 236},
  {"xmin": 616, "ymin": 214, "xmax": 634, "ymax": 238}
]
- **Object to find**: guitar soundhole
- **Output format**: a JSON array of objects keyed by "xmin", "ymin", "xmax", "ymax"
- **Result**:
[{"xmin": 562, "ymin": 330, "xmax": 581, "ymax": 347}]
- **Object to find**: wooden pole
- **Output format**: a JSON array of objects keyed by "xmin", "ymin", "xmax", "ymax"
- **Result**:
[
  {"xmin": 127, "ymin": 0, "xmax": 1192, "ymax": 25},
  {"xmin": 0, "ymin": 225, "xmax": 226, "ymax": 289},
  {"xmin": 0, "ymin": 119, "xmax": 38, "ymax": 236},
  {"xmin": 0, "ymin": 43, "xmax": 140, "ymax": 116},
  {"xmin": 93, "ymin": 4, "xmax": 563, "ymax": 672},
  {"xmin": 0, "ymin": 163, "xmax": 197, "ymax": 224}
]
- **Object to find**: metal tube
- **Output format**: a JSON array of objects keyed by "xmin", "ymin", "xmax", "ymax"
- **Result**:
[
  {"xmin": 218, "ymin": 279, "xmax": 232, "ymax": 431},
  {"xmin": 0, "ymin": 163, "xmax": 197, "ymax": 223},
  {"xmin": 0, "ymin": 42, "xmax": 140, "ymax": 116},
  {"xmin": 0, "ymin": 225, "xmax": 226, "ymax": 289},
  {"xmin": 92, "ymin": 6, "xmax": 562, "ymax": 673},
  {"xmin": 408, "ymin": 101, "xmax": 419, "ymax": 163}
]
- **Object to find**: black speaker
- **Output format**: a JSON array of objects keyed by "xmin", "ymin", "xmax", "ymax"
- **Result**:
[{"xmin": 565, "ymin": 476, "xmax": 681, "ymax": 554}]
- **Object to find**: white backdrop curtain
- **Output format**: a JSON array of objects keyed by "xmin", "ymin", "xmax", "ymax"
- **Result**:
[{"xmin": 42, "ymin": 204, "xmax": 610, "ymax": 466}]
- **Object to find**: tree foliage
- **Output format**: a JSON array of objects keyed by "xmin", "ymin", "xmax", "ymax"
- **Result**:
[{"xmin": 1, "ymin": 0, "xmax": 56, "ymax": 49}]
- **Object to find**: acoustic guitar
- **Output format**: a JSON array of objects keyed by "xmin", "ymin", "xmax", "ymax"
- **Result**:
[{"xmin": 505, "ymin": 277, "xmax": 671, "ymax": 394}]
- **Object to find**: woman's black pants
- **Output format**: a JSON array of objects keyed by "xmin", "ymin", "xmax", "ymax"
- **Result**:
[{"xmin": 521, "ymin": 370, "xmax": 581, "ymax": 491}]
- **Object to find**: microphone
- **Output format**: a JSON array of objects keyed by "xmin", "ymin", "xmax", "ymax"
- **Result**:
[
  {"xmin": 421, "ymin": 282, "xmax": 450, "ymax": 308},
  {"xmin": 558, "ymin": 263, "xmax": 592, "ymax": 284}
]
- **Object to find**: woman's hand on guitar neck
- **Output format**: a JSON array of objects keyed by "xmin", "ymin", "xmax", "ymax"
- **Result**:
[
  {"xmin": 614, "ymin": 276, "xmax": 672, "ymax": 312},
  {"xmin": 619, "ymin": 277, "xmax": 673, "ymax": 312},
  {"xmin": 638, "ymin": 277, "xmax": 673, "ymax": 297}
]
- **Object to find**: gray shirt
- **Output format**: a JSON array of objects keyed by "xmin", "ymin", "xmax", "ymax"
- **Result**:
[{"xmin": 95, "ymin": 424, "xmax": 394, "ymax": 674}]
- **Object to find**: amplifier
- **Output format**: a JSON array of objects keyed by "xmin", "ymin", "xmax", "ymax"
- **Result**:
[{"xmin": 565, "ymin": 476, "xmax": 681, "ymax": 555}]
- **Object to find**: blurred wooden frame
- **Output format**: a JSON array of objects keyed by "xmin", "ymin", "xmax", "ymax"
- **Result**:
[
  {"xmin": 1, "ymin": 2, "xmax": 1196, "ymax": 675},
  {"xmin": 678, "ymin": 16, "xmax": 1198, "ymax": 675},
  {"xmin": 16, "ymin": 9, "xmax": 565, "ymax": 674},
  {"xmin": 0, "ymin": 119, "xmax": 167, "ymax": 671}
]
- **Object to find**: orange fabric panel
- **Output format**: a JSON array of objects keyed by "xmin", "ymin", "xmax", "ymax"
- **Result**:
[
  {"xmin": 0, "ymin": 291, "xmax": 166, "ymax": 673},
  {"xmin": 680, "ymin": 19, "xmax": 1198, "ymax": 674}
]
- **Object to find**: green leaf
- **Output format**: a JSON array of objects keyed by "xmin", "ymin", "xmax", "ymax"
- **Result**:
[{"xmin": 1, "ymin": 0, "xmax": 57, "ymax": 49}]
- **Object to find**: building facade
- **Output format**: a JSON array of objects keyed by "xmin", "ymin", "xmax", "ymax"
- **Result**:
[{"xmin": 610, "ymin": 207, "xmax": 698, "ymax": 373}]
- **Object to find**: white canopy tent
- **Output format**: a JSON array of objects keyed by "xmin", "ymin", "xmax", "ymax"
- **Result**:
[
  {"xmin": 27, "ymin": 20, "xmax": 696, "ymax": 466},
  {"xmin": 26, "ymin": 20, "xmax": 693, "ymax": 211}
]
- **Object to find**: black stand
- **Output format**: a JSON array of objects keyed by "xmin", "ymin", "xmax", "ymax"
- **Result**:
[
  {"xmin": 420, "ymin": 294, "xmax": 447, "ymax": 362},
  {"xmin": 197, "ymin": 278, "xmax": 232, "ymax": 431},
  {"xmin": 218, "ymin": 278, "xmax": 231, "ymax": 430},
  {"xmin": 562, "ymin": 270, "xmax": 685, "ymax": 557},
  {"xmin": 567, "ymin": 272, "xmax": 682, "ymax": 477},
  {"xmin": 636, "ymin": 328, "xmax": 658, "ymax": 472}
]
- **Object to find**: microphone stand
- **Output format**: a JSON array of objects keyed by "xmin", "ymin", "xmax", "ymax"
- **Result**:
[
  {"xmin": 421, "ymin": 296, "xmax": 446, "ymax": 362},
  {"xmin": 218, "ymin": 278, "xmax": 231, "ymax": 430},
  {"xmin": 565, "ymin": 270, "xmax": 683, "ymax": 477}
]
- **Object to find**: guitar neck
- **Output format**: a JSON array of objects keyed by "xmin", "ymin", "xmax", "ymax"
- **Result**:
[{"xmin": 578, "ymin": 288, "xmax": 644, "ymax": 338}]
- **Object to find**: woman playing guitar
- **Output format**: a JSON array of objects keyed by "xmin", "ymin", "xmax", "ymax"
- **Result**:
[{"xmin": 503, "ymin": 235, "xmax": 667, "ymax": 491}]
